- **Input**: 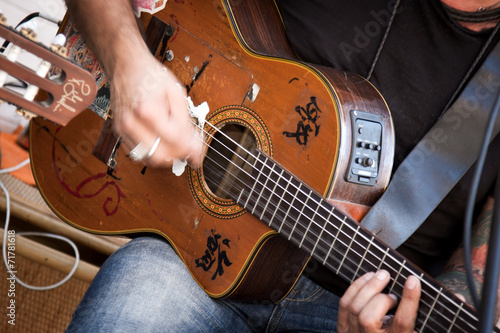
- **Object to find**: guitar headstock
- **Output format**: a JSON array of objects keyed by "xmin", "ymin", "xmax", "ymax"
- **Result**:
[{"xmin": 0, "ymin": 14, "xmax": 96, "ymax": 126}]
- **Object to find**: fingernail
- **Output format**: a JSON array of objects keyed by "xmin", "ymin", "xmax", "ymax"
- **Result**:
[
  {"xmin": 406, "ymin": 275, "xmax": 418, "ymax": 290},
  {"xmin": 389, "ymin": 294, "xmax": 398, "ymax": 302},
  {"xmin": 455, "ymin": 293, "xmax": 466, "ymax": 302},
  {"xmin": 363, "ymin": 272, "xmax": 375, "ymax": 280},
  {"xmin": 376, "ymin": 270, "xmax": 389, "ymax": 280},
  {"xmin": 382, "ymin": 315, "xmax": 394, "ymax": 328}
]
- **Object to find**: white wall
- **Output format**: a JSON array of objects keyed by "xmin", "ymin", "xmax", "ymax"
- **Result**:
[{"xmin": 0, "ymin": 0, "xmax": 66, "ymax": 46}]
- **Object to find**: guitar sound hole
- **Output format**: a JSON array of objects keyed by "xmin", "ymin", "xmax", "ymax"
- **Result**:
[{"xmin": 203, "ymin": 124, "xmax": 257, "ymax": 200}]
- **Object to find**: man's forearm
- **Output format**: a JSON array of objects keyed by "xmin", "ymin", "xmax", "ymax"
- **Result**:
[
  {"xmin": 64, "ymin": 0, "xmax": 150, "ymax": 78},
  {"xmin": 437, "ymin": 196, "xmax": 499, "ymax": 321}
]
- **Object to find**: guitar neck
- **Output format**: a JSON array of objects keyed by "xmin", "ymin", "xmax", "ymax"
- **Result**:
[{"xmin": 235, "ymin": 150, "xmax": 483, "ymax": 333}]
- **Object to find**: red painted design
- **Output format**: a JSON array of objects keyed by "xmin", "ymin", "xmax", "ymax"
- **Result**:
[
  {"xmin": 51, "ymin": 127, "xmax": 126, "ymax": 216},
  {"xmin": 169, "ymin": 15, "xmax": 180, "ymax": 42},
  {"xmin": 146, "ymin": 193, "xmax": 165, "ymax": 222}
]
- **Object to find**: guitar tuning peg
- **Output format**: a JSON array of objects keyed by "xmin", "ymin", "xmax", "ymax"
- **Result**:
[
  {"xmin": 0, "ymin": 26, "xmax": 22, "ymax": 86},
  {"xmin": 50, "ymin": 33, "xmax": 68, "ymax": 57},
  {"xmin": 55, "ymin": 46, "xmax": 68, "ymax": 57},
  {"xmin": 52, "ymin": 33, "xmax": 66, "ymax": 46},
  {"xmin": 18, "ymin": 21, "xmax": 38, "ymax": 41},
  {"xmin": 0, "ymin": 13, "xmax": 6, "ymax": 26},
  {"xmin": 15, "ymin": 107, "xmax": 37, "ymax": 121},
  {"xmin": 20, "ymin": 29, "xmax": 37, "ymax": 41},
  {"xmin": 23, "ymin": 28, "xmax": 60, "ymax": 101}
]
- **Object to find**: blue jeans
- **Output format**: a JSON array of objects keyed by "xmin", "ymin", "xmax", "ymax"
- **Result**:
[{"xmin": 66, "ymin": 236, "xmax": 339, "ymax": 332}]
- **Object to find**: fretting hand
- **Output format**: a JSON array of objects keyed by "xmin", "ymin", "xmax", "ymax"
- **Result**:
[{"xmin": 337, "ymin": 270, "xmax": 421, "ymax": 333}]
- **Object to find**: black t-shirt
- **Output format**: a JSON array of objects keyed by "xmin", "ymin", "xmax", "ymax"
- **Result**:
[{"xmin": 275, "ymin": 0, "xmax": 500, "ymax": 292}]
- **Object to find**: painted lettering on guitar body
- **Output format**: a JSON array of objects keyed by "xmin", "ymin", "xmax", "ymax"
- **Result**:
[
  {"xmin": 282, "ymin": 96, "xmax": 322, "ymax": 146},
  {"xmin": 195, "ymin": 230, "xmax": 232, "ymax": 280}
]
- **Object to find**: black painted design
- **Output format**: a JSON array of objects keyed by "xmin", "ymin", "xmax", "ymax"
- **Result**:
[
  {"xmin": 282, "ymin": 96, "xmax": 322, "ymax": 146},
  {"xmin": 186, "ymin": 55, "xmax": 213, "ymax": 94},
  {"xmin": 195, "ymin": 230, "xmax": 232, "ymax": 280}
]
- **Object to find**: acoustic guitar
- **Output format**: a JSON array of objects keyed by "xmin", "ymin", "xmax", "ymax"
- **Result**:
[{"xmin": 26, "ymin": 1, "xmax": 495, "ymax": 332}]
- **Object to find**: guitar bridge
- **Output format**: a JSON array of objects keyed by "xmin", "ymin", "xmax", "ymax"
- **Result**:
[
  {"xmin": 93, "ymin": 117, "xmax": 121, "ymax": 171},
  {"xmin": 346, "ymin": 110, "xmax": 384, "ymax": 186}
]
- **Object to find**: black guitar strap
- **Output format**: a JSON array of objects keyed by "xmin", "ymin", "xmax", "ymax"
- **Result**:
[{"xmin": 361, "ymin": 41, "xmax": 500, "ymax": 249}]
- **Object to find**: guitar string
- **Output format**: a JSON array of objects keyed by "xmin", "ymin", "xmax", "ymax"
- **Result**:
[
  {"xmin": 195, "ymin": 120, "xmax": 476, "ymax": 332},
  {"xmin": 242, "ymin": 152, "xmax": 478, "ymax": 333},
  {"xmin": 191, "ymin": 120, "xmax": 477, "ymax": 332},
  {"xmin": 206, "ymin": 158, "xmax": 473, "ymax": 333},
  {"xmin": 188, "ymin": 111, "xmax": 477, "ymax": 320},
  {"xmin": 198, "ymin": 138, "xmax": 469, "ymax": 333}
]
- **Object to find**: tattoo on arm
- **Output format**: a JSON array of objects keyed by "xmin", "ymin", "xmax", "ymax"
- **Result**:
[{"xmin": 436, "ymin": 196, "xmax": 498, "ymax": 321}]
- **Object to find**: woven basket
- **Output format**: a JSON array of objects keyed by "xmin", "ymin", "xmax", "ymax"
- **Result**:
[{"xmin": 1, "ymin": 254, "xmax": 89, "ymax": 333}]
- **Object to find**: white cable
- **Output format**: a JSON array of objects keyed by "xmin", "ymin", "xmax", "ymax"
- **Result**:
[
  {"xmin": 0, "ymin": 159, "xmax": 30, "ymax": 174},
  {"xmin": 1, "ymin": 158, "xmax": 80, "ymax": 290}
]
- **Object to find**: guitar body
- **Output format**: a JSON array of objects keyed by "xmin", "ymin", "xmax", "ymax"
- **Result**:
[{"xmin": 30, "ymin": 0, "xmax": 393, "ymax": 301}]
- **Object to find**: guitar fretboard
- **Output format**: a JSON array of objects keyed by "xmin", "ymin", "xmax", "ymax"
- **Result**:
[{"xmin": 235, "ymin": 150, "xmax": 481, "ymax": 333}]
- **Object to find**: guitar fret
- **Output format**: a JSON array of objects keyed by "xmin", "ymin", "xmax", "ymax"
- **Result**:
[
  {"xmin": 310, "ymin": 205, "xmax": 332, "ymax": 256},
  {"xmin": 388, "ymin": 259, "xmax": 405, "ymax": 294},
  {"xmin": 323, "ymin": 216, "xmax": 345, "ymax": 266},
  {"xmin": 289, "ymin": 191, "xmax": 311, "ymax": 242},
  {"xmin": 279, "ymin": 183, "xmax": 302, "ymax": 234},
  {"xmin": 300, "ymin": 198, "xmax": 323, "ymax": 249},
  {"xmin": 253, "ymin": 163, "xmax": 275, "ymax": 215},
  {"xmin": 447, "ymin": 302, "xmax": 463, "ymax": 333},
  {"xmin": 269, "ymin": 173, "xmax": 292, "ymax": 227},
  {"xmin": 377, "ymin": 248, "xmax": 390, "ymax": 271},
  {"xmin": 237, "ymin": 187, "xmax": 244, "ymax": 203},
  {"xmin": 352, "ymin": 236, "xmax": 374, "ymax": 282},
  {"xmin": 261, "ymin": 169, "xmax": 284, "ymax": 222},
  {"xmin": 420, "ymin": 287, "xmax": 443, "ymax": 333},
  {"xmin": 337, "ymin": 225, "xmax": 360, "ymax": 275}
]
